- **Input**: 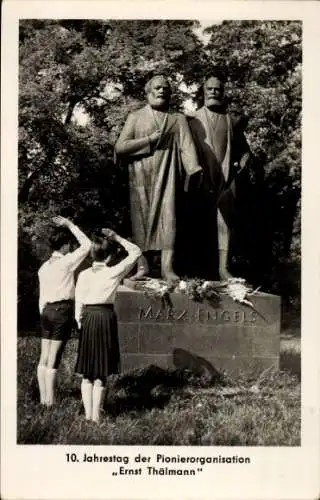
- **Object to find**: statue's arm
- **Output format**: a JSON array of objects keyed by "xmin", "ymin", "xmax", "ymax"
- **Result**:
[
  {"xmin": 231, "ymin": 116, "xmax": 253, "ymax": 170},
  {"xmin": 236, "ymin": 131, "xmax": 252, "ymax": 167},
  {"xmin": 115, "ymin": 113, "xmax": 152, "ymax": 157},
  {"xmin": 178, "ymin": 115, "xmax": 202, "ymax": 176}
]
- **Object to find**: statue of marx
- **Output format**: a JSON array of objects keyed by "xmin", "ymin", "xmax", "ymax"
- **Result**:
[{"xmin": 115, "ymin": 75, "xmax": 202, "ymax": 282}]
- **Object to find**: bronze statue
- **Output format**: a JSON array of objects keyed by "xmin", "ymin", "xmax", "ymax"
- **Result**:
[
  {"xmin": 189, "ymin": 73, "xmax": 253, "ymax": 280},
  {"xmin": 115, "ymin": 75, "xmax": 202, "ymax": 282}
]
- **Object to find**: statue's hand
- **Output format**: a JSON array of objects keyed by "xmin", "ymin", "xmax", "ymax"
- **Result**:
[
  {"xmin": 149, "ymin": 130, "xmax": 161, "ymax": 145},
  {"xmin": 239, "ymin": 152, "xmax": 251, "ymax": 170}
]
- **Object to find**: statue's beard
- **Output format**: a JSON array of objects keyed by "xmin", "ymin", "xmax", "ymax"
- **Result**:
[
  {"xmin": 205, "ymin": 98, "xmax": 226, "ymax": 112},
  {"xmin": 148, "ymin": 95, "xmax": 169, "ymax": 110}
]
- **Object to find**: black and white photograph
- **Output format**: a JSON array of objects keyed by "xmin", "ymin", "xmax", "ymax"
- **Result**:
[
  {"xmin": 1, "ymin": 1, "xmax": 320, "ymax": 499},
  {"xmin": 17, "ymin": 17, "xmax": 302, "ymax": 446}
]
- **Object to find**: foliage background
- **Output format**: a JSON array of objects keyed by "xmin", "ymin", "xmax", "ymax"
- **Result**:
[{"xmin": 18, "ymin": 20, "xmax": 301, "ymax": 328}]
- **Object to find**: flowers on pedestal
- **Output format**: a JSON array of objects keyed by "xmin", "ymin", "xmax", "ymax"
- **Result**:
[{"xmin": 136, "ymin": 277, "xmax": 258, "ymax": 308}]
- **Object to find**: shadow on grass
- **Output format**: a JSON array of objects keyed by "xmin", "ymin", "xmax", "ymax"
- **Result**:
[
  {"xmin": 26, "ymin": 362, "xmax": 220, "ymax": 420},
  {"xmin": 104, "ymin": 364, "xmax": 220, "ymax": 417},
  {"xmin": 26, "ymin": 347, "xmax": 300, "ymax": 425},
  {"xmin": 172, "ymin": 348, "xmax": 223, "ymax": 380}
]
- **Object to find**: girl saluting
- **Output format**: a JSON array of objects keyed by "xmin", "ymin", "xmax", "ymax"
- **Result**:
[{"xmin": 75, "ymin": 229, "xmax": 141, "ymax": 422}]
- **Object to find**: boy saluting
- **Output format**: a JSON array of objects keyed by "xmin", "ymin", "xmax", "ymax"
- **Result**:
[{"xmin": 37, "ymin": 216, "xmax": 91, "ymax": 406}]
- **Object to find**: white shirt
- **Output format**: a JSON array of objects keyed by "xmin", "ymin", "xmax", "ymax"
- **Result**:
[
  {"xmin": 75, "ymin": 239, "xmax": 141, "ymax": 327},
  {"xmin": 38, "ymin": 244, "xmax": 91, "ymax": 314}
]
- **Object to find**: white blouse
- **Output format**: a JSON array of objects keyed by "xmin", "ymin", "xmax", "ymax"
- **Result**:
[
  {"xmin": 75, "ymin": 238, "xmax": 141, "ymax": 327},
  {"xmin": 38, "ymin": 242, "xmax": 91, "ymax": 314}
]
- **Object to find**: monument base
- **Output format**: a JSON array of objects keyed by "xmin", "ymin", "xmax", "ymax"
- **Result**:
[{"xmin": 115, "ymin": 285, "xmax": 281, "ymax": 378}]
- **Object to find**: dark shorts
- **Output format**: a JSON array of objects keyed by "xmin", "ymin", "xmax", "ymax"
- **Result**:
[{"xmin": 40, "ymin": 300, "xmax": 74, "ymax": 341}]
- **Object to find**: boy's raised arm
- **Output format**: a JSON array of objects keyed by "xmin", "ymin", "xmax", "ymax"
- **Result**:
[{"xmin": 52, "ymin": 216, "xmax": 91, "ymax": 269}]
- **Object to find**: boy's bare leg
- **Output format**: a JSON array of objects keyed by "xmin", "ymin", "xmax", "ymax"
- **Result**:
[
  {"xmin": 39, "ymin": 338, "xmax": 50, "ymax": 366},
  {"xmin": 45, "ymin": 340, "xmax": 63, "ymax": 406},
  {"xmin": 37, "ymin": 339, "xmax": 50, "ymax": 404},
  {"xmin": 47, "ymin": 339, "xmax": 64, "ymax": 369}
]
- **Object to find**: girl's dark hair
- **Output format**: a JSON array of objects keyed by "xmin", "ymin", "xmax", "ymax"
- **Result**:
[
  {"xmin": 90, "ymin": 233, "xmax": 111, "ymax": 262},
  {"xmin": 49, "ymin": 228, "xmax": 72, "ymax": 251}
]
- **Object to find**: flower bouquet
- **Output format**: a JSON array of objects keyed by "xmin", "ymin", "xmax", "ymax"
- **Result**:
[{"xmin": 137, "ymin": 276, "xmax": 259, "ymax": 310}]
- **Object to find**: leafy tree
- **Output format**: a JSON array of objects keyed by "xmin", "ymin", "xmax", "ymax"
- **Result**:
[
  {"xmin": 18, "ymin": 20, "xmax": 301, "ymax": 327},
  {"xmin": 202, "ymin": 21, "xmax": 301, "ymax": 301},
  {"xmin": 19, "ymin": 19, "xmax": 203, "ymax": 204},
  {"xmin": 18, "ymin": 19, "xmax": 204, "ymax": 326}
]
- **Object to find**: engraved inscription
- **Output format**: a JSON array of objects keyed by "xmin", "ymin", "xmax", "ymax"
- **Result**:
[
  {"xmin": 138, "ymin": 306, "xmax": 153, "ymax": 320},
  {"xmin": 138, "ymin": 307, "xmax": 257, "ymax": 323},
  {"xmin": 234, "ymin": 311, "xmax": 242, "ymax": 322},
  {"xmin": 176, "ymin": 309, "xmax": 188, "ymax": 320},
  {"xmin": 155, "ymin": 309, "xmax": 164, "ymax": 320},
  {"xmin": 221, "ymin": 311, "xmax": 230, "ymax": 321}
]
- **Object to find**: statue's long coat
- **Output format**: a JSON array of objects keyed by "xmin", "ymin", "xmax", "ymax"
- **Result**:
[
  {"xmin": 187, "ymin": 106, "xmax": 252, "ymax": 279},
  {"xmin": 115, "ymin": 104, "xmax": 201, "ymax": 251},
  {"xmin": 189, "ymin": 106, "xmax": 251, "ymax": 227}
]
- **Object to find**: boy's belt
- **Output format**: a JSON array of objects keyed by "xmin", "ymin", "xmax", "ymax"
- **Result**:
[{"xmin": 47, "ymin": 299, "xmax": 73, "ymax": 305}]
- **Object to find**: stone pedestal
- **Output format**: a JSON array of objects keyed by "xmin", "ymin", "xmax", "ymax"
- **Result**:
[{"xmin": 115, "ymin": 285, "xmax": 281, "ymax": 377}]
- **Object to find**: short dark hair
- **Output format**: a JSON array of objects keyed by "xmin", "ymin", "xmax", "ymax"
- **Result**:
[
  {"xmin": 90, "ymin": 233, "xmax": 111, "ymax": 262},
  {"xmin": 49, "ymin": 228, "xmax": 72, "ymax": 251}
]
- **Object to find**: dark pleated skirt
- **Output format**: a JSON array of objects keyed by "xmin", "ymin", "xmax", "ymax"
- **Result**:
[{"xmin": 75, "ymin": 304, "xmax": 120, "ymax": 383}]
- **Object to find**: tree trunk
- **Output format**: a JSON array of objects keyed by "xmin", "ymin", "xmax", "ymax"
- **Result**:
[
  {"xmin": 18, "ymin": 151, "xmax": 55, "ymax": 203},
  {"xmin": 18, "ymin": 171, "xmax": 41, "ymax": 203},
  {"xmin": 64, "ymin": 99, "xmax": 77, "ymax": 125}
]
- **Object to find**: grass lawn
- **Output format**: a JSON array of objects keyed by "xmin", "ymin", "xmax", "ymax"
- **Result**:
[{"xmin": 17, "ymin": 326, "xmax": 301, "ymax": 446}]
